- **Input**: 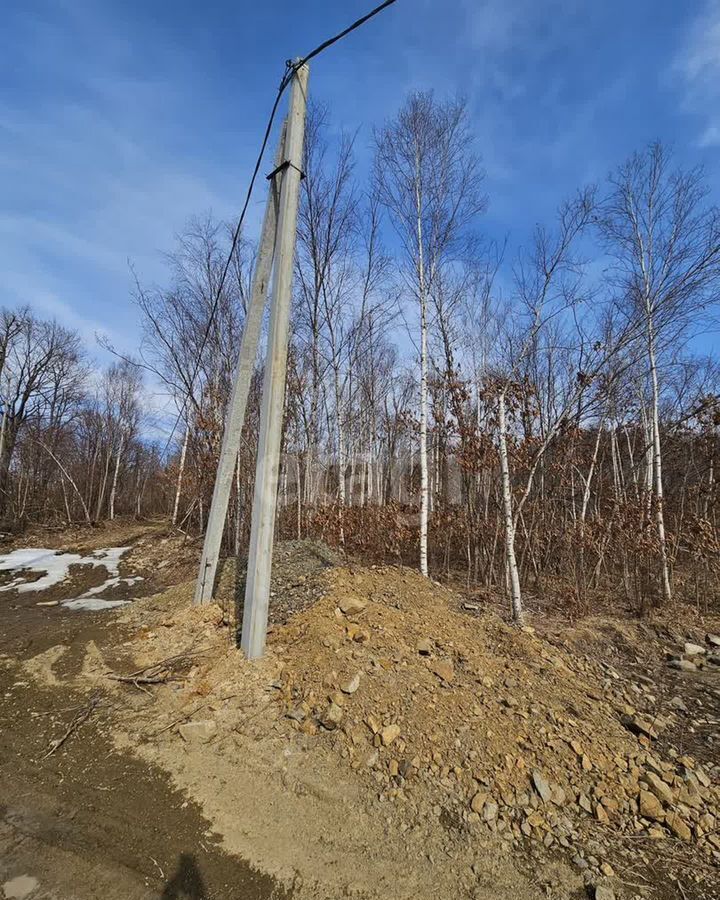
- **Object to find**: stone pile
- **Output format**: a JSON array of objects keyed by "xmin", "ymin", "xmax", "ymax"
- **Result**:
[
  {"xmin": 667, "ymin": 635, "xmax": 720, "ymax": 673},
  {"xmin": 269, "ymin": 564, "xmax": 720, "ymax": 891}
]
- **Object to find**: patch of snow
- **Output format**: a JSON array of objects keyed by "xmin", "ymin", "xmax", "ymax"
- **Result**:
[
  {"xmin": 0, "ymin": 546, "xmax": 140, "ymax": 612},
  {"xmin": 74, "ymin": 574, "xmax": 144, "ymax": 599},
  {"xmin": 63, "ymin": 596, "xmax": 130, "ymax": 612},
  {"xmin": 2, "ymin": 874, "xmax": 40, "ymax": 900},
  {"xmin": 0, "ymin": 549, "xmax": 85, "ymax": 593},
  {"xmin": 63, "ymin": 574, "xmax": 144, "ymax": 611}
]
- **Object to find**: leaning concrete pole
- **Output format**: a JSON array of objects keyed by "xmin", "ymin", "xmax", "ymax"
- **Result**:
[
  {"xmin": 193, "ymin": 124, "xmax": 287, "ymax": 605},
  {"xmin": 241, "ymin": 62, "xmax": 309, "ymax": 659}
]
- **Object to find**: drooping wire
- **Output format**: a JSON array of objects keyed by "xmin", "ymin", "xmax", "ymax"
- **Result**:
[
  {"xmin": 159, "ymin": 62, "xmax": 293, "ymax": 460},
  {"xmin": 159, "ymin": 0, "xmax": 399, "ymax": 460},
  {"xmin": 292, "ymin": 0, "xmax": 399, "ymax": 69}
]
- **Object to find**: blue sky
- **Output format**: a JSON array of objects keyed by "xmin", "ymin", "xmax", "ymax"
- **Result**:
[{"xmin": 2, "ymin": 0, "xmax": 719, "ymax": 374}]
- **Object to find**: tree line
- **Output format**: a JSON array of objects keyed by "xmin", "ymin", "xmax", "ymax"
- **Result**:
[{"xmin": 4, "ymin": 91, "xmax": 720, "ymax": 620}]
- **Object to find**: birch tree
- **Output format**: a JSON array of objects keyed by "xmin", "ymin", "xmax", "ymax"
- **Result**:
[
  {"xmin": 599, "ymin": 142, "xmax": 720, "ymax": 604},
  {"xmin": 491, "ymin": 189, "xmax": 599, "ymax": 622},
  {"xmin": 374, "ymin": 91, "xmax": 485, "ymax": 576}
]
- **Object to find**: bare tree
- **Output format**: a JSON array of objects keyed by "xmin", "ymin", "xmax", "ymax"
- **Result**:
[
  {"xmin": 126, "ymin": 215, "xmax": 252, "ymax": 523},
  {"xmin": 0, "ymin": 311, "xmax": 85, "ymax": 520},
  {"xmin": 374, "ymin": 91, "xmax": 486, "ymax": 576},
  {"xmin": 491, "ymin": 189, "xmax": 600, "ymax": 622},
  {"xmin": 599, "ymin": 142, "xmax": 720, "ymax": 603}
]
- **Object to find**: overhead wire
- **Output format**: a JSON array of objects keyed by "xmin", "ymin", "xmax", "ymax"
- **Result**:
[
  {"xmin": 160, "ymin": 0, "xmax": 399, "ymax": 459},
  {"xmin": 159, "ymin": 66, "xmax": 290, "ymax": 459},
  {"xmin": 292, "ymin": 0, "xmax": 399, "ymax": 69}
]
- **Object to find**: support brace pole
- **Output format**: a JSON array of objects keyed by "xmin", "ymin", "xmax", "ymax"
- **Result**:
[
  {"xmin": 241, "ymin": 62, "xmax": 309, "ymax": 658},
  {"xmin": 193, "ymin": 123, "xmax": 287, "ymax": 605}
]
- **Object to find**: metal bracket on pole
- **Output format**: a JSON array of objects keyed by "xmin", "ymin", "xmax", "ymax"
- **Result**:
[
  {"xmin": 265, "ymin": 160, "xmax": 305, "ymax": 182},
  {"xmin": 193, "ymin": 123, "xmax": 288, "ymax": 605},
  {"xmin": 241, "ymin": 62, "xmax": 309, "ymax": 659}
]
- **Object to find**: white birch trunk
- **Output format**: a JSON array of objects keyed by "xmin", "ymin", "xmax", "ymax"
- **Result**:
[
  {"xmin": 648, "ymin": 324, "xmax": 672, "ymax": 603},
  {"xmin": 296, "ymin": 452, "xmax": 302, "ymax": 539},
  {"xmin": 281, "ymin": 456, "xmax": 288, "ymax": 508},
  {"xmin": 172, "ymin": 423, "xmax": 190, "ymax": 526},
  {"xmin": 359, "ymin": 452, "xmax": 366, "ymax": 507},
  {"xmin": 413, "ymin": 153, "xmax": 430, "ymax": 576},
  {"xmin": 624, "ymin": 425, "xmax": 639, "ymax": 501},
  {"xmin": 419, "ymin": 293, "xmax": 429, "ymax": 576},
  {"xmin": 610, "ymin": 425, "xmax": 621, "ymax": 500},
  {"xmin": 498, "ymin": 390, "xmax": 523, "ymax": 623},
  {"xmin": 348, "ymin": 448, "xmax": 356, "ymax": 508},
  {"xmin": 0, "ymin": 405, "xmax": 7, "ymax": 473},
  {"xmin": 580, "ymin": 423, "xmax": 604, "ymax": 524},
  {"xmin": 109, "ymin": 435, "xmax": 124, "ymax": 521},
  {"xmin": 336, "ymin": 415, "xmax": 346, "ymax": 507},
  {"xmin": 60, "ymin": 472, "xmax": 72, "ymax": 524},
  {"xmin": 95, "ymin": 452, "xmax": 111, "ymax": 522},
  {"xmin": 641, "ymin": 404, "xmax": 654, "ymax": 519}
]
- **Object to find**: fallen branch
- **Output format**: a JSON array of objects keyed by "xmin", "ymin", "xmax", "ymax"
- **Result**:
[
  {"xmin": 150, "ymin": 857, "xmax": 165, "ymax": 880},
  {"xmin": 105, "ymin": 646, "xmax": 212, "ymax": 691},
  {"xmin": 43, "ymin": 694, "xmax": 101, "ymax": 758},
  {"xmin": 32, "ymin": 702, "xmax": 88, "ymax": 718},
  {"xmin": 108, "ymin": 673, "xmax": 171, "ymax": 685}
]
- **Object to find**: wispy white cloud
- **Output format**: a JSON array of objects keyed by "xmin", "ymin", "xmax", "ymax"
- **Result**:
[
  {"xmin": 0, "ymin": 3, "xmax": 241, "ymax": 360},
  {"xmin": 673, "ymin": 0, "xmax": 720, "ymax": 146},
  {"xmin": 2, "ymin": 269, "xmax": 114, "ymax": 348},
  {"xmin": 0, "ymin": 101, "xmax": 236, "ymax": 358},
  {"xmin": 414, "ymin": 0, "xmax": 617, "ymax": 219},
  {"xmin": 676, "ymin": 1, "xmax": 720, "ymax": 82}
]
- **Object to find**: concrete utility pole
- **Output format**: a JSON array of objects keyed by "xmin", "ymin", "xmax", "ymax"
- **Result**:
[
  {"xmin": 241, "ymin": 62, "xmax": 309, "ymax": 659},
  {"xmin": 193, "ymin": 124, "xmax": 288, "ymax": 605}
]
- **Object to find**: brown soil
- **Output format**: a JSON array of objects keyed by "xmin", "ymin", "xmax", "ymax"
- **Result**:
[
  {"xmin": 269, "ymin": 567, "xmax": 720, "ymax": 894},
  {"xmin": 93, "ymin": 595, "xmax": 559, "ymax": 900},
  {"xmin": 3, "ymin": 523, "xmax": 720, "ymax": 900},
  {"xmin": 0, "ymin": 523, "xmax": 284, "ymax": 900},
  {"xmin": 1, "ymin": 518, "xmax": 167, "ymax": 554},
  {"xmin": 0, "ymin": 663, "xmax": 283, "ymax": 900}
]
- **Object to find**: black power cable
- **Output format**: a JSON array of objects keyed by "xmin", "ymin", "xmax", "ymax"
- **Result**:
[
  {"xmin": 293, "ymin": 0, "xmax": 399, "ymax": 69},
  {"xmin": 160, "ymin": 0, "xmax": 399, "ymax": 460},
  {"xmin": 159, "ymin": 65, "xmax": 291, "ymax": 460}
]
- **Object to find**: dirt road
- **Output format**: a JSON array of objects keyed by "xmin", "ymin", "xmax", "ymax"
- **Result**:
[{"xmin": 0, "ymin": 527, "xmax": 285, "ymax": 900}]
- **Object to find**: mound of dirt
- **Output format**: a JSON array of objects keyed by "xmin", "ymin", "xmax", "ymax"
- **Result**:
[
  {"xmin": 216, "ymin": 539, "xmax": 343, "ymax": 628},
  {"xmin": 124, "ymin": 528, "xmax": 202, "ymax": 586},
  {"xmin": 80, "ymin": 552, "xmax": 719, "ymax": 899},
  {"xmin": 269, "ymin": 568, "xmax": 719, "ymax": 883}
]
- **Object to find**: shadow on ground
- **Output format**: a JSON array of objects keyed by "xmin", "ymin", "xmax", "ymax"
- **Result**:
[{"xmin": 160, "ymin": 853, "xmax": 207, "ymax": 899}]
